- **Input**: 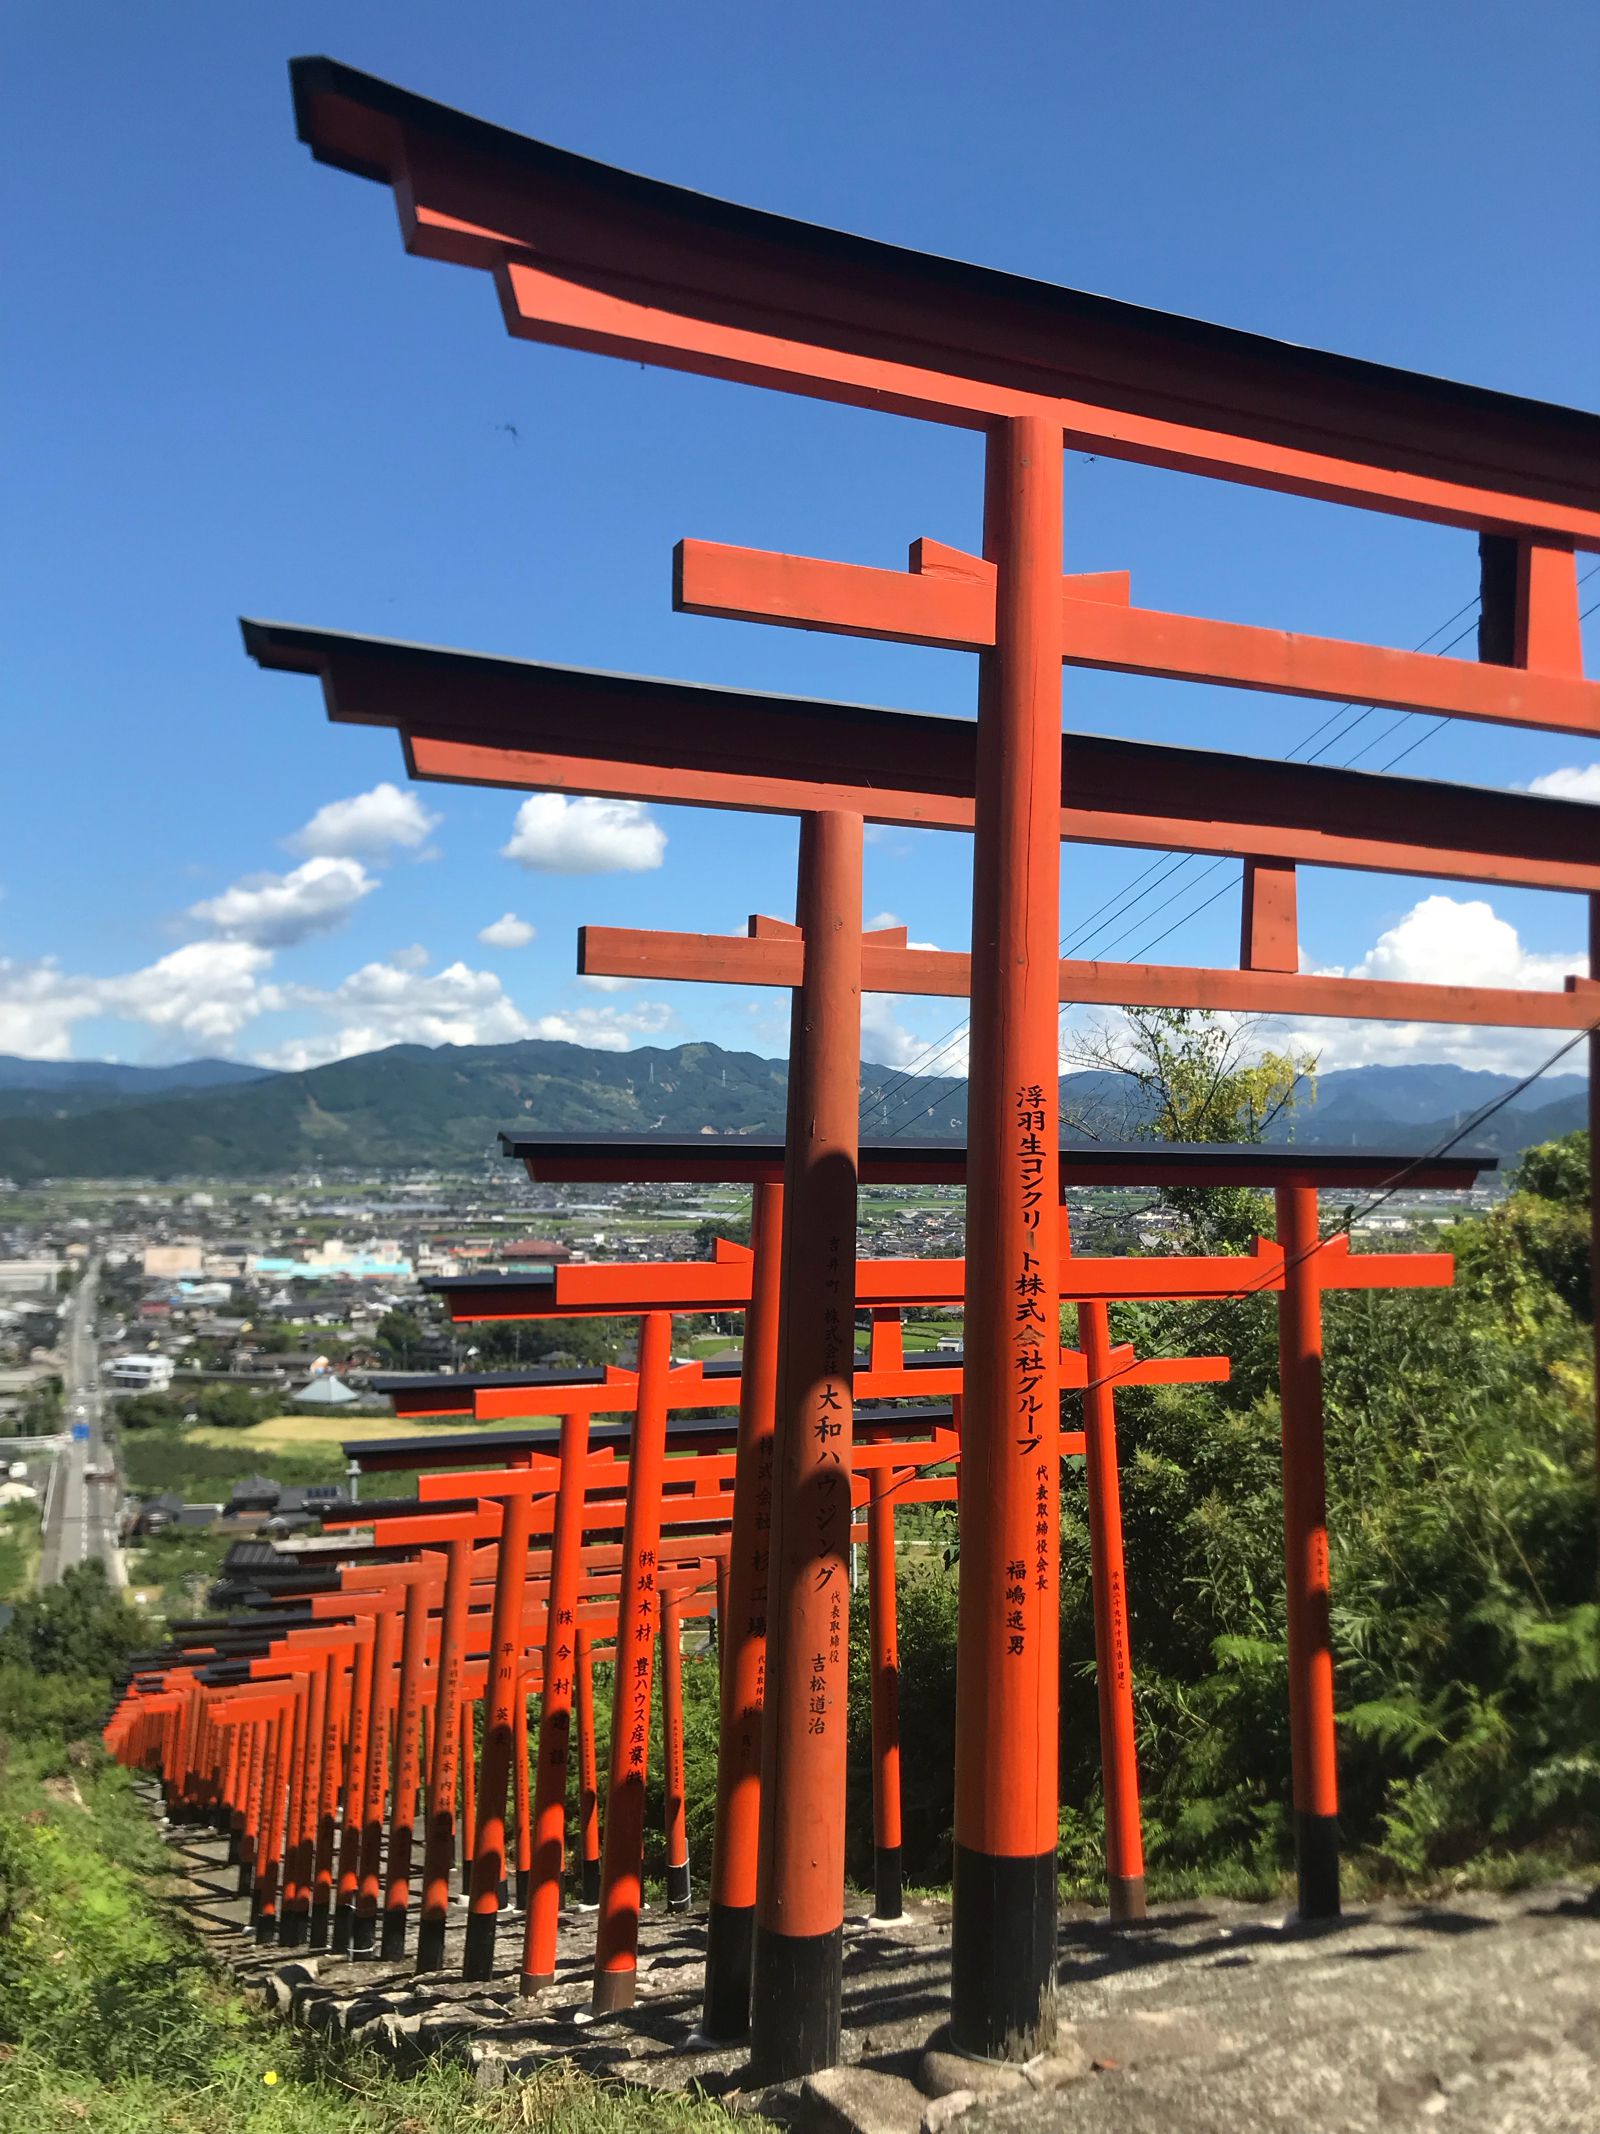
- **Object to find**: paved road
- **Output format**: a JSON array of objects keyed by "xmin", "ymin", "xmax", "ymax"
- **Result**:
[{"xmin": 38, "ymin": 1260, "xmax": 122, "ymax": 1585}]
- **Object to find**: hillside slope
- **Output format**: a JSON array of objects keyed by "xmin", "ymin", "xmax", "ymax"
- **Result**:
[{"xmin": 0, "ymin": 1040, "xmax": 1580, "ymax": 1181}]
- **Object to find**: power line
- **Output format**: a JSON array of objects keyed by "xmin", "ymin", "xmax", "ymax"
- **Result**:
[{"xmin": 866, "ymin": 565, "xmax": 1599, "ymax": 1139}]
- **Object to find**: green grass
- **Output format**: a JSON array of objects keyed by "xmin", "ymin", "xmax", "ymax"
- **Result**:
[
  {"xmin": 0, "ymin": 1501, "xmax": 40, "ymax": 1601},
  {"xmin": 0, "ymin": 1732, "xmax": 760, "ymax": 2134}
]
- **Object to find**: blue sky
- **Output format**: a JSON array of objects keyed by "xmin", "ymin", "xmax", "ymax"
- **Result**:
[{"xmin": 5, "ymin": 1, "xmax": 1597, "ymax": 1082}]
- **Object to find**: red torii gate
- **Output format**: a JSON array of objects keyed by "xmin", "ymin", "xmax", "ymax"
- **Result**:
[
  {"xmin": 256, "ymin": 52, "xmax": 1599, "ymax": 2072},
  {"xmin": 397, "ymin": 1177, "xmax": 1468, "ymax": 1976}
]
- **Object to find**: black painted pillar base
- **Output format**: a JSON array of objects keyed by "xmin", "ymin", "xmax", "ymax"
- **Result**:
[
  {"xmin": 593, "ymin": 1966, "xmax": 637, "ymax": 2014},
  {"xmin": 278, "ymin": 1908, "xmax": 308, "ymax": 1948},
  {"xmin": 307, "ymin": 1902, "xmax": 331, "ymax": 1951},
  {"xmin": 749, "ymin": 1924, "xmax": 843, "ymax": 2082},
  {"xmin": 873, "ymin": 1844, "xmax": 903, "ymax": 1921},
  {"xmin": 350, "ymin": 1907, "xmax": 377, "ymax": 1954},
  {"xmin": 414, "ymin": 1914, "xmax": 448, "ymax": 1973},
  {"xmin": 462, "ymin": 1909, "xmax": 498, "ymax": 1980},
  {"xmin": 1108, "ymin": 1874, "xmax": 1147, "ymax": 1923},
  {"xmin": 515, "ymin": 1868, "xmax": 529, "ymax": 1910},
  {"xmin": 581, "ymin": 1858, "xmax": 601, "ymax": 1908},
  {"xmin": 701, "ymin": 1901, "xmax": 755, "ymax": 2040},
  {"xmin": 254, "ymin": 1910, "xmax": 278, "ymax": 1945},
  {"xmin": 1294, "ymin": 1812, "xmax": 1341, "ymax": 1921},
  {"xmin": 667, "ymin": 1860, "xmax": 691, "ymax": 1912},
  {"xmin": 236, "ymin": 1861, "xmax": 254, "ymax": 1898},
  {"xmin": 380, "ymin": 1908, "xmax": 407, "ymax": 1961},
  {"xmin": 950, "ymin": 1844, "xmax": 1058, "ymax": 2061},
  {"xmin": 331, "ymin": 1902, "xmax": 354, "ymax": 1954}
]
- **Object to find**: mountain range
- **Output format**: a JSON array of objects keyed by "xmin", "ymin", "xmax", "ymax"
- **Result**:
[{"xmin": 0, "ymin": 1045, "xmax": 1583, "ymax": 1183}]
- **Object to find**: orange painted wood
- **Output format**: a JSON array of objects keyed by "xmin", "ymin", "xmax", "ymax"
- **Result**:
[
  {"xmin": 1241, "ymin": 860, "xmax": 1299, "ymax": 975},
  {"xmin": 407, "ymin": 732, "xmax": 1600, "ymax": 896},
  {"xmin": 581, "ymin": 921, "xmax": 1600, "ymax": 1030},
  {"xmin": 676, "ymin": 537, "xmax": 1598, "ymax": 739}
]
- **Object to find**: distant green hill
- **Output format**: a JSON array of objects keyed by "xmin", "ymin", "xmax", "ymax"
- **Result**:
[
  {"xmin": 0, "ymin": 1040, "xmax": 790, "ymax": 1180},
  {"xmin": 0, "ymin": 1040, "xmax": 1578, "ymax": 1182}
]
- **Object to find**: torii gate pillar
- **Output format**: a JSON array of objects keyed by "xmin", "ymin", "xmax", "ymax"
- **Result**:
[
  {"xmin": 750, "ymin": 810, "xmax": 863, "ymax": 2080},
  {"xmin": 1275, "ymin": 1184, "xmax": 1341, "ymax": 1918},
  {"xmin": 952, "ymin": 416, "xmax": 1065, "ymax": 2059}
]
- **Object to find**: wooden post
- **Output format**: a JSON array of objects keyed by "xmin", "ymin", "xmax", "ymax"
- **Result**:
[
  {"xmin": 592, "ymin": 1310, "xmax": 673, "ymax": 2012},
  {"xmin": 1078, "ymin": 1301, "xmax": 1146, "ymax": 1920},
  {"xmin": 750, "ymin": 812, "xmax": 863, "ymax": 2081},
  {"xmin": 702, "ymin": 1177, "xmax": 784, "ymax": 2038},
  {"xmin": 662, "ymin": 1589, "xmax": 691, "ymax": 1910},
  {"xmin": 522, "ymin": 1411, "xmax": 592, "ymax": 1989},
  {"xmin": 868, "ymin": 1467, "xmax": 903, "ymax": 1920},
  {"xmin": 952, "ymin": 414, "xmax": 1065, "ymax": 2059},
  {"xmin": 1275, "ymin": 1183, "xmax": 1340, "ymax": 1918}
]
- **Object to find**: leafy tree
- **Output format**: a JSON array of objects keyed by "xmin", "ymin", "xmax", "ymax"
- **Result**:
[
  {"xmin": 375, "ymin": 1308, "xmax": 428, "ymax": 1369},
  {"xmin": 116, "ymin": 1392, "xmax": 186, "ymax": 1432},
  {"xmin": 1495, "ymin": 1130, "xmax": 1591, "ymax": 1322},
  {"xmin": 1080, "ymin": 1007, "xmax": 1318, "ymax": 1249},
  {"xmin": 0, "ymin": 1561, "xmax": 145, "ymax": 1681}
]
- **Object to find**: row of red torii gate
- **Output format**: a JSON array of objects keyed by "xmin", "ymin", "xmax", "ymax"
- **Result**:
[{"xmin": 105, "ymin": 55, "xmax": 1597, "ymax": 2080}]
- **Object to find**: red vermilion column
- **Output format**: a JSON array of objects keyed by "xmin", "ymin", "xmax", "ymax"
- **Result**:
[
  {"xmin": 575, "ymin": 1627, "xmax": 601, "ymax": 1907},
  {"xmin": 224, "ymin": 1721, "xmax": 245, "ymax": 1858},
  {"xmin": 1275, "ymin": 1182, "xmax": 1340, "ymax": 1918},
  {"xmin": 237, "ymin": 1718, "xmax": 265, "ymax": 1894},
  {"xmin": 522, "ymin": 1412, "xmax": 593, "ymax": 1990},
  {"xmin": 252, "ymin": 1700, "xmax": 290, "ymax": 1944},
  {"xmin": 459, "ymin": 1698, "xmax": 477, "ymax": 1892},
  {"xmin": 1078, "ymin": 1301, "xmax": 1146, "ymax": 1921},
  {"xmin": 418, "ymin": 1534, "xmax": 472, "ymax": 1970},
  {"xmin": 702, "ymin": 1175, "xmax": 784, "ymax": 2039},
  {"xmin": 465, "ymin": 1485, "xmax": 538, "ymax": 1978},
  {"xmin": 750, "ymin": 809, "xmax": 863, "ymax": 2081},
  {"xmin": 354, "ymin": 1606, "xmax": 400, "ymax": 1952},
  {"xmin": 383, "ymin": 1574, "xmax": 433, "ymax": 1957},
  {"xmin": 333, "ymin": 1623, "xmax": 377, "ymax": 1953},
  {"xmin": 952, "ymin": 413, "xmax": 1065, "ymax": 2059},
  {"xmin": 661, "ymin": 1589, "xmax": 691, "ymax": 1911},
  {"xmin": 512, "ymin": 1672, "xmax": 533, "ymax": 1910},
  {"xmin": 868, "ymin": 1466, "xmax": 904, "ymax": 1920},
  {"xmin": 281, "ymin": 1665, "xmax": 323, "ymax": 1946},
  {"xmin": 1589, "ymin": 895, "xmax": 1599, "ymax": 1556},
  {"xmin": 592, "ymin": 1309, "xmax": 674, "ymax": 2012},
  {"xmin": 311, "ymin": 1648, "xmax": 349, "ymax": 1948}
]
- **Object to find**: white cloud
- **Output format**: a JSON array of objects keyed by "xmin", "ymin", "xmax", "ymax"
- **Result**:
[
  {"xmin": 389, "ymin": 944, "xmax": 430, "ymax": 972},
  {"xmin": 1286, "ymin": 893, "xmax": 1586, "ymax": 1075},
  {"xmin": 188, "ymin": 856, "xmax": 375, "ymax": 948},
  {"xmin": 478, "ymin": 912, "xmax": 536, "ymax": 949},
  {"xmin": 860, "ymin": 993, "xmax": 927, "ymax": 1069},
  {"xmin": 0, "ymin": 944, "xmax": 280, "ymax": 1059},
  {"xmin": 527, "ymin": 1001, "xmax": 676, "ymax": 1052},
  {"xmin": 866, "ymin": 910, "xmax": 902, "ymax": 932},
  {"xmin": 102, "ymin": 941, "xmax": 280, "ymax": 1047},
  {"xmin": 502, "ymin": 794, "xmax": 666, "ymax": 874},
  {"xmin": 1528, "ymin": 763, "xmax": 1600, "ymax": 804},
  {"xmin": 259, "ymin": 959, "xmax": 537, "ymax": 1067},
  {"xmin": 576, "ymin": 973, "xmax": 634, "ymax": 992},
  {"xmin": 0, "ymin": 958, "xmax": 105, "ymax": 1060},
  {"xmin": 289, "ymin": 782, "xmax": 440, "ymax": 859},
  {"xmin": 1350, "ymin": 894, "xmax": 1579, "ymax": 994}
]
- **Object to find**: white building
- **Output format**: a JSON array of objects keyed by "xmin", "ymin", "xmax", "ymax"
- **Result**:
[{"xmin": 108, "ymin": 1353, "xmax": 175, "ymax": 1392}]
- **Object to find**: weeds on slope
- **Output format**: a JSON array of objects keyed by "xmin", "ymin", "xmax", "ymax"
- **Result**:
[{"xmin": 0, "ymin": 1729, "xmax": 752, "ymax": 2134}]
